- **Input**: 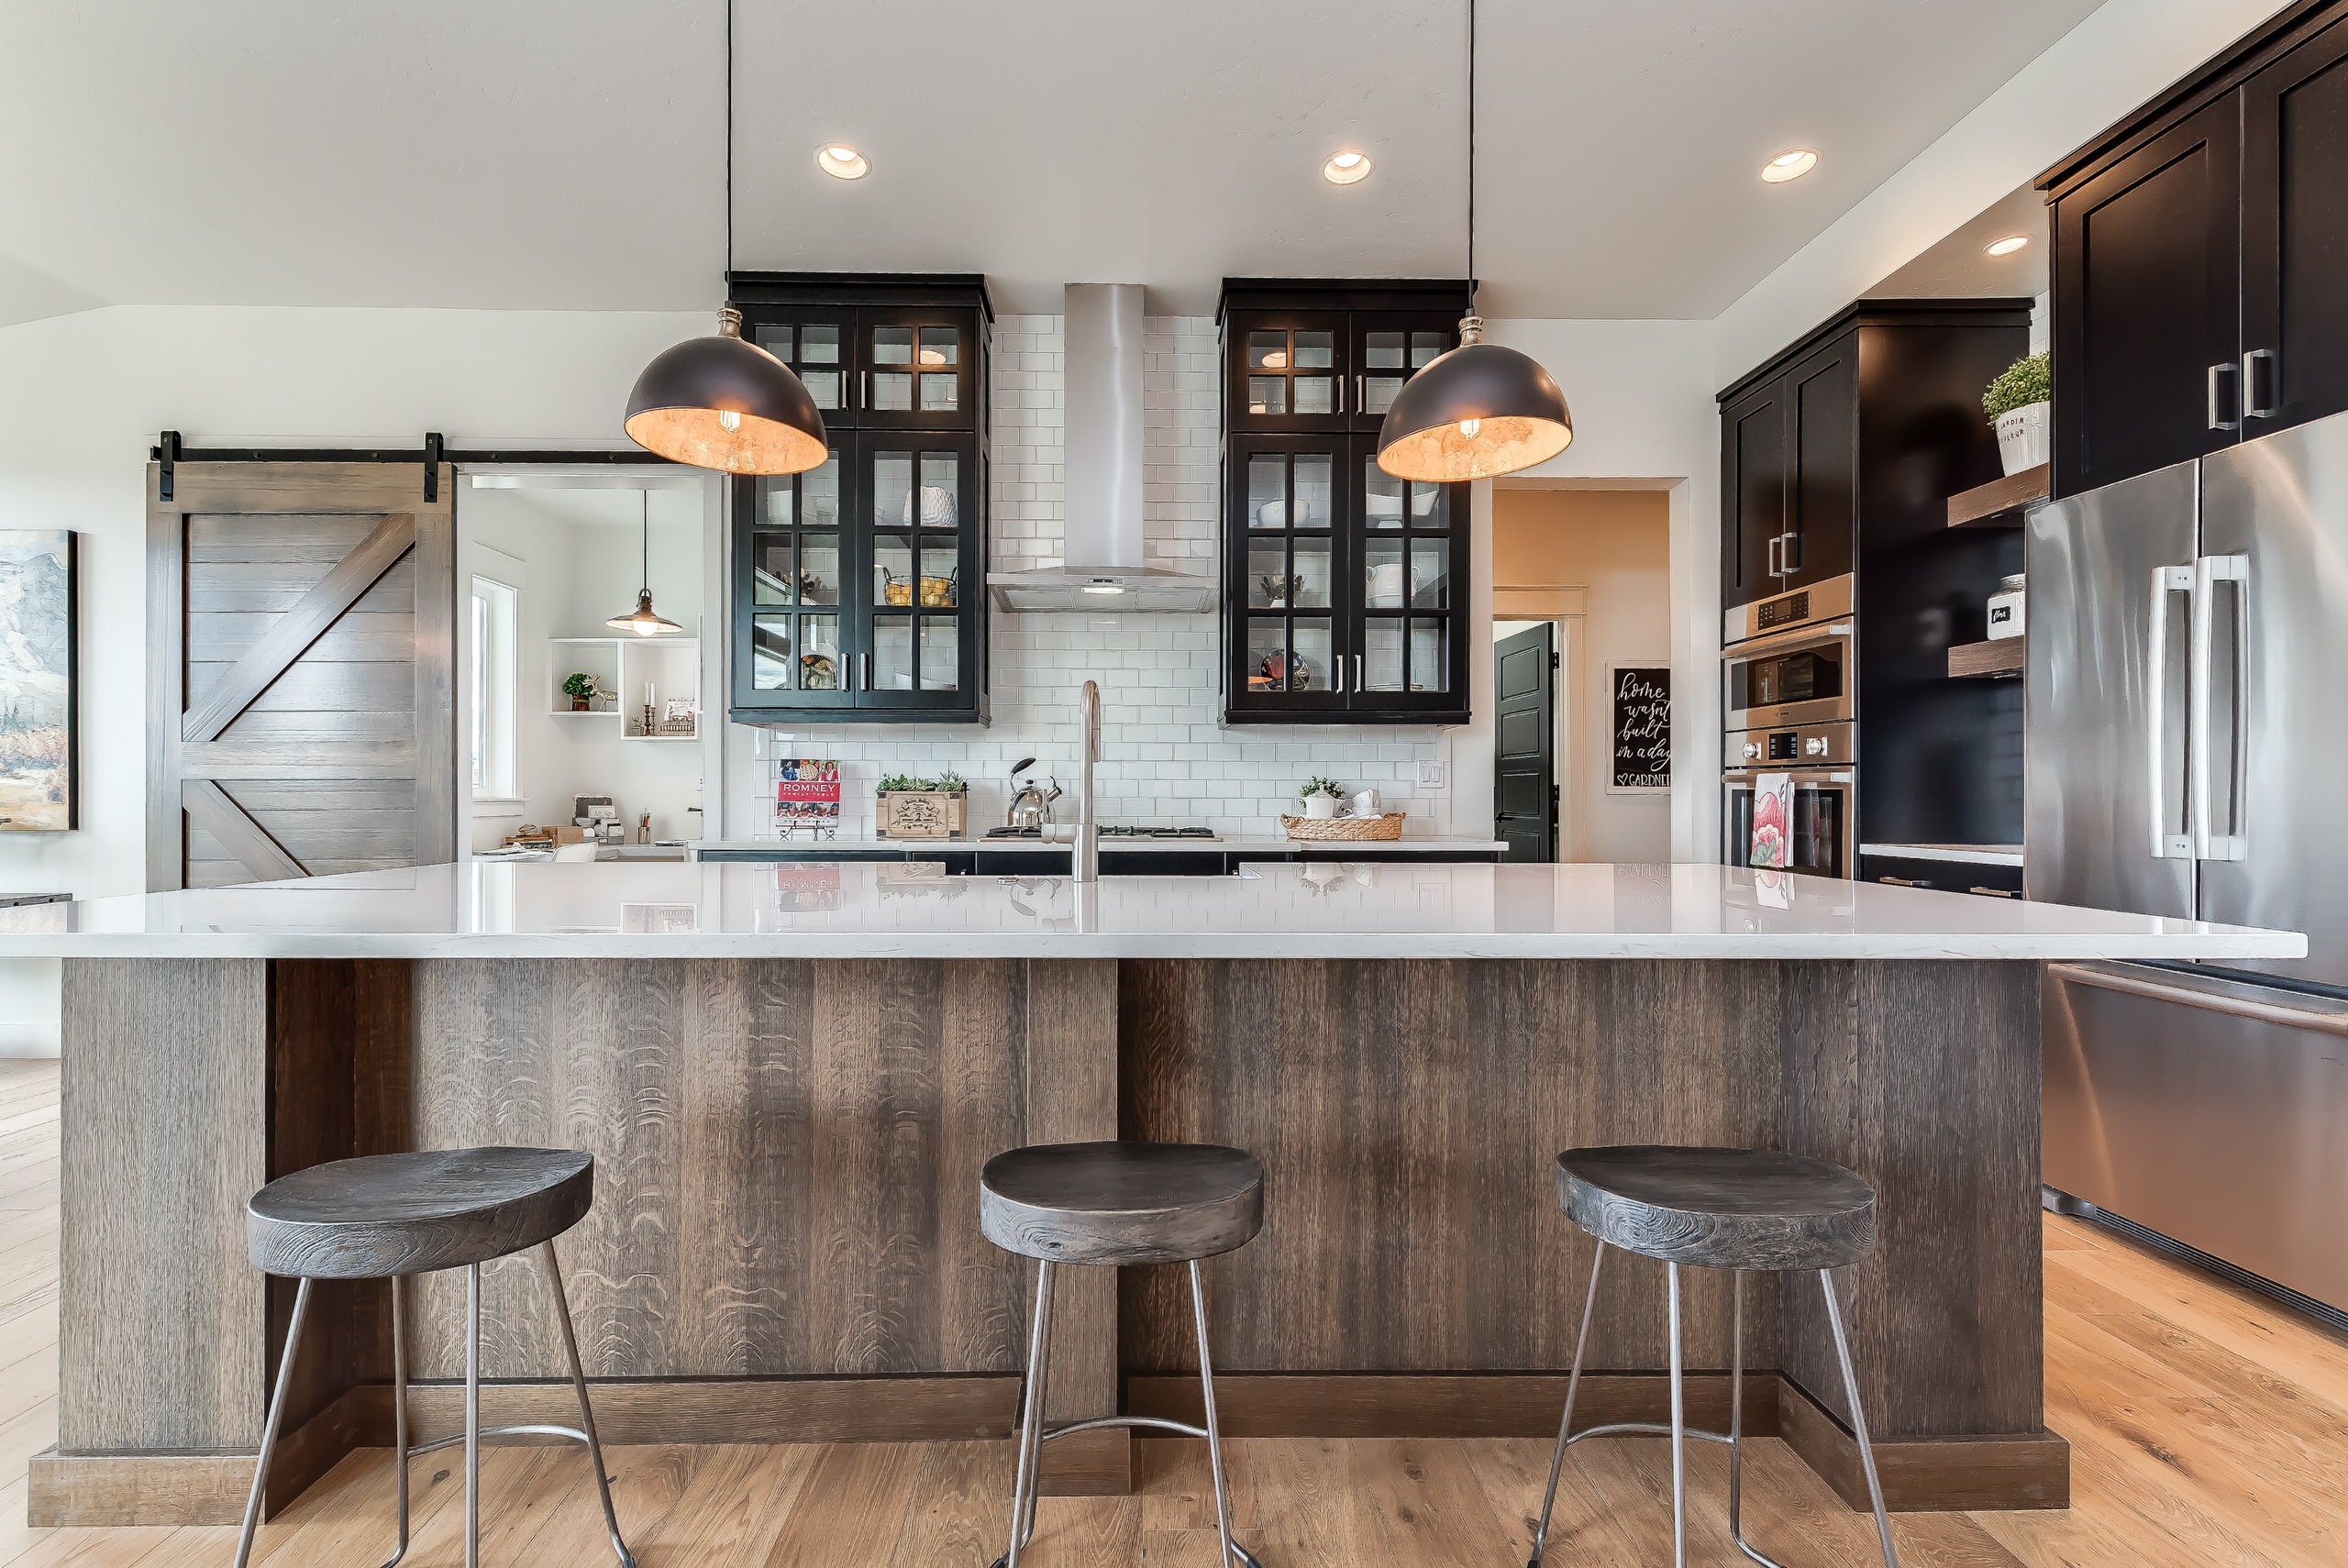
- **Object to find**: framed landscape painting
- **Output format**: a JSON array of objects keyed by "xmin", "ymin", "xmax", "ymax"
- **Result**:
[{"xmin": 0, "ymin": 530, "xmax": 75, "ymax": 831}]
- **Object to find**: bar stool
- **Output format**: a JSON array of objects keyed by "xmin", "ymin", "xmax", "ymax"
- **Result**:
[
  {"xmin": 1527, "ymin": 1145, "xmax": 1898, "ymax": 1568},
  {"xmin": 980, "ymin": 1140, "xmax": 1268, "ymax": 1568},
  {"xmin": 233, "ymin": 1147, "xmax": 636, "ymax": 1568}
]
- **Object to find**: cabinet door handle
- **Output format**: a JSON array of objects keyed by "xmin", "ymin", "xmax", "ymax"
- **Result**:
[
  {"xmin": 2208, "ymin": 361, "xmax": 2240, "ymax": 432},
  {"xmin": 1355, "ymin": 653, "xmax": 1365, "ymax": 694},
  {"xmin": 1968, "ymin": 886, "xmax": 2019, "ymax": 899},
  {"xmin": 2243, "ymin": 349, "xmax": 2279, "ymax": 420},
  {"xmin": 1877, "ymin": 875, "xmax": 1933, "ymax": 889},
  {"xmin": 1778, "ymin": 530, "xmax": 1800, "ymax": 577},
  {"xmin": 1335, "ymin": 655, "xmax": 1346, "ymax": 694},
  {"xmin": 858, "ymin": 652, "xmax": 870, "ymax": 691},
  {"xmin": 1766, "ymin": 535, "xmax": 1781, "ymax": 580}
]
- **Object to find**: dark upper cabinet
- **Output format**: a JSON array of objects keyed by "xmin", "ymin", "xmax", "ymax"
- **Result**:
[
  {"xmin": 726, "ymin": 274, "xmax": 991, "ymax": 724},
  {"xmin": 2051, "ymin": 97, "xmax": 2243, "ymax": 497},
  {"xmin": 2243, "ymin": 16, "xmax": 2348, "ymax": 436},
  {"xmin": 1719, "ymin": 381, "xmax": 1788, "ymax": 611},
  {"xmin": 1717, "ymin": 326, "xmax": 1864, "ymax": 612},
  {"xmin": 1220, "ymin": 280, "xmax": 1474, "ymax": 725}
]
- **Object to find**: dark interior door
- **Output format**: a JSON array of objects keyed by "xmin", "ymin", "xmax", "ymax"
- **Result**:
[
  {"xmin": 2243, "ymin": 17, "xmax": 2348, "ymax": 436},
  {"xmin": 2053, "ymin": 94, "xmax": 2243, "ymax": 496},
  {"xmin": 1721, "ymin": 381, "xmax": 1788, "ymax": 609},
  {"xmin": 1493, "ymin": 623, "xmax": 1556, "ymax": 862}
]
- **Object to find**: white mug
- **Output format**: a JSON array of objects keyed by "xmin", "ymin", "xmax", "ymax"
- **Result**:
[{"xmin": 1350, "ymin": 789, "xmax": 1381, "ymax": 819}]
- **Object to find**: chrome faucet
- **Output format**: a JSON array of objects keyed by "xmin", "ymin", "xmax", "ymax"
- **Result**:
[{"xmin": 1073, "ymin": 679, "xmax": 1101, "ymax": 883}]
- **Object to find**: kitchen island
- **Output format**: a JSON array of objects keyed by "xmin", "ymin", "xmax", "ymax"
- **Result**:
[{"xmin": 2, "ymin": 861, "xmax": 2299, "ymax": 1527}]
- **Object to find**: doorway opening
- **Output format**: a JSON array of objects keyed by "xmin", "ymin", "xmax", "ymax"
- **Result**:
[{"xmin": 1490, "ymin": 489, "xmax": 1672, "ymax": 862}]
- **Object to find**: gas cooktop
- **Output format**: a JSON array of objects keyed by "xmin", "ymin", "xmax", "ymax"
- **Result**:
[{"xmin": 982, "ymin": 825, "xmax": 1220, "ymax": 841}]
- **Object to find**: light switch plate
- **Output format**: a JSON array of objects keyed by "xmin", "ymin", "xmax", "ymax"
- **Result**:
[{"xmin": 1417, "ymin": 759, "xmax": 1446, "ymax": 790}]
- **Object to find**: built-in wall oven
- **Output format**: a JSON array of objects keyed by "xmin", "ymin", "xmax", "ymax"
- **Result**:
[{"xmin": 1722, "ymin": 575, "xmax": 1856, "ymax": 878}]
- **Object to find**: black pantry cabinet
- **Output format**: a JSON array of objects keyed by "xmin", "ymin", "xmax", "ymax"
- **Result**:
[
  {"xmin": 725, "ymin": 273, "xmax": 991, "ymax": 724},
  {"xmin": 1218, "ymin": 279, "xmax": 1474, "ymax": 725},
  {"xmin": 2043, "ymin": 0, "xmax": 2348, "ymax": 496}
]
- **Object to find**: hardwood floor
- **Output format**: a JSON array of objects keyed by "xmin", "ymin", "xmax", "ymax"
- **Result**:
[{"xmin": 3, "ymin": 1055, "xmax": 2344, "ymax": 1566}]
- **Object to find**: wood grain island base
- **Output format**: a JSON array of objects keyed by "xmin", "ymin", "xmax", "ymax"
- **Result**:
[{"xmin": 38, "ymin": 952, "xmax": 2064, "ymax": 1524}]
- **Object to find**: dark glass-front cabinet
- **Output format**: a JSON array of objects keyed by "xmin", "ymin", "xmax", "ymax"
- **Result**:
[
  {"xmin": 726, "ymin": 274, "xmax": 991, "ymax": 723},
  {"xmin": 1221, "ymin": 281, "xmax": 1472, "ymax": 725},
  {"xmin": 2046, "ymin": 1, "xmax": 2348, "ymax": 494}
]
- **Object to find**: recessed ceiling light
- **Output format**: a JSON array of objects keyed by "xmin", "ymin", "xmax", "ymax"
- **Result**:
[
  {"xmin": 1985, "ymin": 234, "xmax": 2031, "ymax": 258},
  {"xmin": 1760, "ymin": 148, "xmax": 1818, "ymax": 184},
  {"xmin": 816, "ymin": 144, "xmax": 869, "ymax": 180},
  {"xmin": 1323, "ymin": 150, "xmax": 1374, "ymax": 185}
]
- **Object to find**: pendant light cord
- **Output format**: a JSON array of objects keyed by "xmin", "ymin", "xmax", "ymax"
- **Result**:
[
  {"xmin": 641, "ymin": 491, "xmax": 651, "ymax": 592},
  {"xmin": 1466, "ymin": 0, "xmax": 1477, "ymax": 308},
  {"xmin": 724, "ymin": 0, "xmax": 735, "ymax": 279}
]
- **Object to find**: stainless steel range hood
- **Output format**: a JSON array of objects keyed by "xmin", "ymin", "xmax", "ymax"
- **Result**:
[{"xmin": 987, "ymin": 283, "xmax": 1218, "ymax": 613}]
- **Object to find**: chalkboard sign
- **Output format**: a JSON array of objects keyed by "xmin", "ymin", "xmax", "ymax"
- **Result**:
[{"xmin": 1607, "ymin": 665, "xmax": 1671, "ymax": 791}]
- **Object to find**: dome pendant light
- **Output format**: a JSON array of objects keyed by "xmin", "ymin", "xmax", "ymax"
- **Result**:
[
  {"xmin": 624, "ymin": 0, "xmax": 828, "ymax": 476},
  {"xmin": 608, "ymin": 492, "xmax": 685, "ymax": 637},
  {"xmin": 1376, "ymin": 0, "xmax": 1573, "ymax": 482}
]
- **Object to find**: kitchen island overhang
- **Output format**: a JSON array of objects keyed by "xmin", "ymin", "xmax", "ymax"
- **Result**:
[{"xmin": 8, "ymin": 862, "xmax": 2302, "ymax": 1529}]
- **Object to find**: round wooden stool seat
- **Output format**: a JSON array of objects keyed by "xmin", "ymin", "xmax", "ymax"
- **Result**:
[
  {"xmin": 247, "ymin": 1147, "xmax": 593, "ymax": 1279},
  {"xmin": 1555, "ymin": 1145, "xmax": 1876, "ymax": 1271},
  {"xmin": 980, "ymin": 1141, "xmax": 1263, "ymax": 1264}
]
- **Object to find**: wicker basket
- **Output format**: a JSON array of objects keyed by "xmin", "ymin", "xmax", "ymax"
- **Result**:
[{"xmin": 1280, "ymin": 812, "xmax": 1406, "ymax": 842}]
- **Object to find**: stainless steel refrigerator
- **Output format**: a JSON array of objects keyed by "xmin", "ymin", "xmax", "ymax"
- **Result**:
[{"xmin": 2029, "ymin": 411, "xmax": 2348, "ymax": 1318}]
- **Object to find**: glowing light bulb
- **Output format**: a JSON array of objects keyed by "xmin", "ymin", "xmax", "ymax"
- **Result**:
[
  {"xmin": 1458, "ymin": 418, "xmax": 1482, "ymax": 437},
  {"xmin": 717, "ymin": 410, "xmax": 742, "ymax": 433},
  {"xmin": 633, "ymin": 620, "xmax": 658, "ymax": 636}
]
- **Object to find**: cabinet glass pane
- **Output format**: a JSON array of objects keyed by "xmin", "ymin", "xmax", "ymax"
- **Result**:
[
  {"xmin": 1247, "ymin": 376, "xmax": 1287, "ymax": 416},
  {"xmin": 799, "ymin": 533, "xmax": 839, "ymax": 605},
  {"xmin": 1366, "ymin": 331, "xmax": 1405, "ymax": 369},
  {"xmin": 1247, "ymin": 330, "xmax": 1289, "ymax": 370},
  {"xmin": 751, "ymin": 613, "xmax": 793, "ymax": 690},
  {"xmin": 917, "ymin": 454, "xmax": 960, "ymax": 524},
  {"xmin": 917, "ymin": 326, "xmax": 958, "ymax": 366},
  {"xmin": 1410, "ymin": 620, "xmax": 1449, "ymax": 692},
  {"xmin": 1293, "ymin": 376, "xmax": 1335, "ymax": 414},
  {"xmin": 872, "ymin": 326, "xmax": 914, "ymax": 365},
  {"xmin": 912, "ymin": 535, "xmax": 958, "ymax": 607},
  {"xmin": 800, "ymin": 615, "xmax": 841, "ymax": 690},
  {"xmin": 1290, "ymin": 537, "xmax": 1333, "ymax": 609},
  {"xmin": 919, "ymin": 618, "xmax": 958, "ymax": 690},
  {"xmin": 1246, "ymin": 618, "xmax": 1333, "ymax": 692},
  {"xmin": 871, "ymin": 371, "xmax": 914, "ymax": 411},
  {"xmin": 874, "ymin": 532, "xmax": 915, "ymax": 605},
  {"xmin": 1363, "ymin": 620, "xmax": 1403, "ymax": 692},
  {"xmin": 1247, "ymin": 456, "xmax": 1286, "ymax": 526},
  {"xmin": 873, "ymin": 454, "xmax": 913, "ymax": 527},
  {"xmin": 755, "ymin": 325, "xmax": 792, "ymax": 359},
  {"xmin": 1411, "ymin": 539, "xmax": 1449, "ymax": 609},
  {"xmin": 1365, "ymin": 461, "xmax": 1405, "ymax": 527},
  {"xmin": 803, "ymin": 369, "xmax": 843, "ymax": 409},
  {"xmin": 1247, "ymin": 544, "xmax": 1297, "ymax": 607},
  {"xmin": 872, "ymin": 616, "xmax": 914, "ymax": 690},
  {"xmin": 1364, "ymin": 539, "xmax": 1410, "ymax": 609},
  {"xmin": 1294, "ymin": 454, "xmax": 1333, "ymax": 525},
  {"xmin": 1408, "ymin": 480, "xmax": 1445, "ymax": 526},
  {"xmin": 1411, "ymin": 332, "xmax": 1445, "ymax": 367},
  {"xmin": 750, "ymin": 536, "xmax": 793, "ymax": 604},
  {"xmin": 1293, "ymin": 331, "xmax": 1334, "ymax": 369},
  {"xmin": 761, "ymin": 479, "xmax": 795, "ymax": 528},
  {"xmin": 804, "ymin": 452, "xmax": 840, "ymax": 525},
  {"xmin": 1362, "ymin": 375, "xmax": 1404, "ymax": 416},
  {"xmin": 919, "ymin": 373, "xmax": 958, "ymax": 412},
  {"xmin": 802, "ymin": 326, "xmax": 840, "ymax": 363}
]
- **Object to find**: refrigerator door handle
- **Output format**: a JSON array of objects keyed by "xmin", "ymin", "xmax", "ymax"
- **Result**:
[
  {"xmin": 2190, "ymin": 552, "xmax": 2250, "ymax": 861},
  {"xmin": 2147, "ymin": 563, "xmax": 2195, "ymax": 859}
]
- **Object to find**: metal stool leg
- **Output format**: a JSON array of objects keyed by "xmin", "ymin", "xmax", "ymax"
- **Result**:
[
  {"xmin": 465, "ymin": 1262, "xmax": 482, "ymax": 1568},
  {"xmin": 1528, "ymin": 1240, "xmax": 1606, "ymax": 1568},
  {"xmin": 231, "ymin": 1275, "xmax": 314, "ymax": 1568},
  {"xmin": 998, "ymin": 1258, "xmax": 1057, "ymax": 1568},
  {"xmin": 542, "ymin": 1241, "xmax": 638, "ymax": 1568},
  {"xmin": 1191, "ymin": 1258, "xmax": 1260, "ymax": 1568},
  {"xmin": 1667, "ymin": 1261, "xmax": 1688, "ymax": 1568},
  {"xmin": 375, "ymin": 1273, "xmax": 410, "ymax": 1568},
  {"xmin": 1821, "ymin": 1268, "xmax": 1900, "ymax": 1568}
]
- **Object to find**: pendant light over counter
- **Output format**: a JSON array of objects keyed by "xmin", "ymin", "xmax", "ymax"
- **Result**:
[
  {"xmin": 608, "ymin": 491, "xmax": 684, "ymax": 637},
  {"xmin": 1376, "ymin": 0, "xmax": 1573, "ymax": 483},
  {"xmin": 624, "ymin": 0, "xmax": 829, "ymax": 476}
]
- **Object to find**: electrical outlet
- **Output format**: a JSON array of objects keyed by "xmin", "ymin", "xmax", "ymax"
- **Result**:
[{"xmin": 1417, "ymin": 759, "xmax": 1446, "ymax": 790}]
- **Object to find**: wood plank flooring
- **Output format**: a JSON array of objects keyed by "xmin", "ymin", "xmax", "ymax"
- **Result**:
[{"xmin": 4, "ymin": 1056, "xmax": 2344, "ymax": 1566}]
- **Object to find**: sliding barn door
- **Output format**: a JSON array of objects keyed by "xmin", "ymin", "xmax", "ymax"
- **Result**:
[{"xmin": 148, "ymin": 461, "xmax": 456, "ymax": 889}]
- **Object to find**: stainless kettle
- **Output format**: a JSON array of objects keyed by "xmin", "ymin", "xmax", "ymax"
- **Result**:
[{"xmin": 1006, "ymin": 757, "xmax": 1061, "ymax": 832}]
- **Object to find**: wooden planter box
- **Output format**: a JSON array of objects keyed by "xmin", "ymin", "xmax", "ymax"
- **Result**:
[{"xmin": 875, "ymin": 790, "xmax": 968, "ymax": 839}]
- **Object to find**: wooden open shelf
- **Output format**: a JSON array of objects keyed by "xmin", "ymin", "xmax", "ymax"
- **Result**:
[
  {"xmin": 1947, "ymin": 464, "xmax": 2050, "ymax": 528},
  {"xmin": 1949, "ymin": 637, "xmax": 2026, "ymax": 679}
]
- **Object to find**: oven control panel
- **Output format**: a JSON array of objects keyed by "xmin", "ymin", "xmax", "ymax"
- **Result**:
[{"xmin": 1726, "ymin": 721, "xmax": 1853, "ymax": 769}]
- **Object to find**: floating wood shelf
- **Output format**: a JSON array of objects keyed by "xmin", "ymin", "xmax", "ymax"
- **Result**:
[
  {"xmin": 1947, "ymin": 464, "xmax": 2050, "ymax": 528},
  {"xmin": 1949, "ymin": 637, "xmax": 2026, "ymax": 679}
]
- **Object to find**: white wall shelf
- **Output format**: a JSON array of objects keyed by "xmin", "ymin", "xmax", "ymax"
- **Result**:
[{"xmin": 547, "ymin": 635, "xmax": 700, "ymax": 738}]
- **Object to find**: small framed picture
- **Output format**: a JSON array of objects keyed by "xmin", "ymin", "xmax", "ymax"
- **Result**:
[{"xmin": 663, "ymin": 698, "xmax": 696, "ymax": 722}]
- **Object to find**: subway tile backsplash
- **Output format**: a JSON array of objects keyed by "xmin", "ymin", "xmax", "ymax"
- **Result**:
[{"xmin": 725, "ymin": 314, "xmax": 1456, "ymax": 840}]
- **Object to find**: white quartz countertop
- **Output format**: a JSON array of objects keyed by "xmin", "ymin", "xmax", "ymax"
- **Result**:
[
  {"xmin": 0, "ymin": 861, "xmax": 2303, "ymax": 962},
  {"xmin": 683, "ymin": 835, "xmax": 1508, "ymax": 856}
]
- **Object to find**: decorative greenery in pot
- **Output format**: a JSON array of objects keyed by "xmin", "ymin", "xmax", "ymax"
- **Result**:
[
  {"xmin": 876, "ymin": 771, "xmax": 969, "ymax": 839},
  {"xmin": 561, "ymin": 672, "xmax": 608, "ymax": 712},
  {"xmin": 1300, "ymin": 775, "xmax": 1347, "ymax": 821},
  {"xmin": 1982, "ymin": 352, "xmax": 2053, "ymax": 478}
]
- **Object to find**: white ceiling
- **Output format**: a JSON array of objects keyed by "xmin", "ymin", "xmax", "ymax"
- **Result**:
[{"xmin": 0, "ymin": 0, "xmax": 2106, "ymax": 327}]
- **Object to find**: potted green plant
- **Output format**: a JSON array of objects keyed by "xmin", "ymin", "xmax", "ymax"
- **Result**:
[
  {"xmin": 1983, "ymin": 352, "xmax": 2052, "ymax": 477},
  {"xmin": 1299, "ymin": 775, "xmax": 1347, "ymax": 821},
  {"xmin": 560, "ymin": 672, "xmax": 608, "ymax": 712},
  {"xmin": 876, "ymin": 772, "xmax": 969, "ymax": 839}
]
